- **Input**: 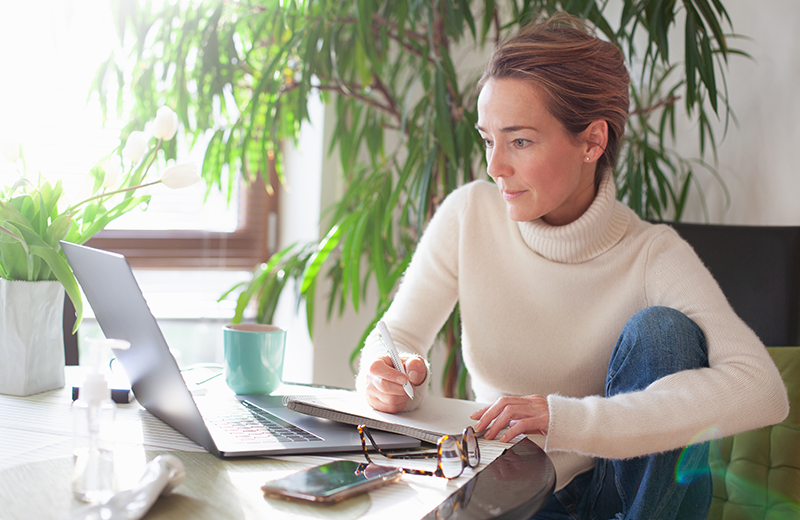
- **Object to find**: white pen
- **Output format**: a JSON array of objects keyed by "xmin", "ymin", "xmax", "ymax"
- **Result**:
[{"xmin": 376, "ymin": 320, "xmax": 414, "ymax": 400}]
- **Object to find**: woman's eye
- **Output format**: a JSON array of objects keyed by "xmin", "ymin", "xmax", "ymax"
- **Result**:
[
  {"xmin": 513, "ymin": 138, "xmax": 528, "ymax": 148},
  {"xmin": 480, "ymin": 138, "xmax": 493, "ymax": 148}
]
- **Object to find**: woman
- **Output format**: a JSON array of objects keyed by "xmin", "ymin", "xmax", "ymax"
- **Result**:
[{"xmin": 356, "ymin": 14, "xmax": 788, "ymax": 519}]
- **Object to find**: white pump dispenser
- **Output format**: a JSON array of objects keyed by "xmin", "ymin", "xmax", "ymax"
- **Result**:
[{"xmin": 71, "ymin": 338, "xmax": 129, "ymax": 503}]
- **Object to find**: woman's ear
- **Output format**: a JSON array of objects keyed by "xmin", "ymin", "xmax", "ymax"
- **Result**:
[{"xmin": 583, "ymin": 120, "xmax": 608, "ymax": 163}]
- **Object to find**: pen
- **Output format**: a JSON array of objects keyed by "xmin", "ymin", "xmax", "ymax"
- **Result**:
[{"xmin": 376, "ymin": 321, "xmax": 414, "ymax": 400}]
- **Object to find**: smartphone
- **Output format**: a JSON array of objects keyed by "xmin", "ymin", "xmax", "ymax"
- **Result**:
[{"xmin": 261, "ymin": 460, "xmax": 401, "ymax": 504}]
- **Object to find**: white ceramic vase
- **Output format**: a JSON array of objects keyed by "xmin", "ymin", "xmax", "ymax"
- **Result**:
[{"xmin": 0, "ymin": 279, "xmax": 66, "ymax": 396}]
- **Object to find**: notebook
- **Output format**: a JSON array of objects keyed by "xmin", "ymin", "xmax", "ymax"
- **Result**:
[
  {"xmin": 61, "ymin": 241, "xmax": 420, "ymax": 457},
  {"xmin": 286, "ymin": 390, "xmax": 490, "ymax": 444}
]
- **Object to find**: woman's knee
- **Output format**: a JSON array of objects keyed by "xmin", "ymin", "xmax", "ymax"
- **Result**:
[{"xmin": 607, "ymin": 307, "xmax": 708, "ymax": 396}]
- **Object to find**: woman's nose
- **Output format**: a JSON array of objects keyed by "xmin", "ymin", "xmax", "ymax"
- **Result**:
[{"xmin": 486, "ymin": 147, "xmax": 511, "ymax": 179}]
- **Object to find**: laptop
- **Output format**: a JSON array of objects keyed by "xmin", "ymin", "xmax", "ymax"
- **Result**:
[{"xmin": 61, "ymin": 241, "xmax": 420, "ymax": 458}]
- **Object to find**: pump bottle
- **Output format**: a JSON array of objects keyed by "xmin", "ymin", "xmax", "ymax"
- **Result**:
[{"xmin": 71, "ymin": 338, "xmax": 127, "ymax": 503}]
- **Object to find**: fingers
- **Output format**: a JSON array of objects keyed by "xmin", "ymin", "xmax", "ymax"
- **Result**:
[
  {"xmin": 499, "ymin": 419, "xmax": 546, "ymax": 443},
  {"xmin": 365, "ymin": 356, "xmax": 413, "ymax": 413},
  {"xmin": 404, "ymin": 356, "xmax": 427, "ymax": 386},
  {"xmin": 473, "ymin": 395, "xmax": 549, "ymax": 441},
  {"xmin": 370, "ymin": 355, "xmax": 411, "ymax": 388},
  {"xmin": 470, "ymin": 406, "xmax": 490, "ymax": 421},
  {"xmin": 473, "ymin": 398, "xmax": 509, "ymax": 434}
]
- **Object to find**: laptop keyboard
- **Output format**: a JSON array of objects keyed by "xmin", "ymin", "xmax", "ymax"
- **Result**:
[{"xmin": 204, "ymin": 400, "xmax": 322, "ymax": 444}]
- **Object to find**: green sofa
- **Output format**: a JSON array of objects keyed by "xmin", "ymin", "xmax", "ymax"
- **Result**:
[{"xmin": 708, "ymin": 346, "xmax": 800, "ymax": 519}]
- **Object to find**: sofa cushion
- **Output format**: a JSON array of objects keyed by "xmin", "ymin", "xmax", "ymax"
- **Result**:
[{"xmin": 708, "ymin": 346, "xmax": 800, "ymax": 519}]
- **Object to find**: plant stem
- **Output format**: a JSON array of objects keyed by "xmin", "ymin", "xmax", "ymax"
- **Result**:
[
  {"xmin": 66, "ymin": 138, "xmax": 164, "ymax": 214},
  {"xmin": 314, "ymin": 84, "xmax": 397, "ymax": 117},
  {"xmin": 65, "ymin": 179, "xmax": 162, "ymax": 214},
  {"xmin": 629, "ymin": 95, "xmax": 680, "ymax": 116}
]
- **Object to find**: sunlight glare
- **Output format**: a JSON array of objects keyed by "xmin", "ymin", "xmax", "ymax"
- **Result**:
[
  {"xmin": 0, "ymin": 1, "xmax": 121, "ymax": 195},
  {"xmin": 0, "ymin": 1, "xmax": 238, "ymax": 232}
]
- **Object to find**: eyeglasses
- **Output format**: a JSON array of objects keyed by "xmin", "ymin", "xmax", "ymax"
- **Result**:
[{"xmin": 358, "ymin": 424, "xmax": 481, "ymax": 479}]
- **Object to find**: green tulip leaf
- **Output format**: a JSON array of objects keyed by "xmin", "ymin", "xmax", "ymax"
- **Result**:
[{"xmin": 28, "ymin": 244, "xmax": 83, "ymax": 332}]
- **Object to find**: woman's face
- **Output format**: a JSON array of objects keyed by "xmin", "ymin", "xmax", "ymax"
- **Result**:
[{"xmin": 476, "ymin": 78, "xmax": 598, "ymax": 225}]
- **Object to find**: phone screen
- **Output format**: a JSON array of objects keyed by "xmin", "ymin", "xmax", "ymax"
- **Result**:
[{"xmin": 261, "ymin": 460, "xmax": 401, "ymax": 504}]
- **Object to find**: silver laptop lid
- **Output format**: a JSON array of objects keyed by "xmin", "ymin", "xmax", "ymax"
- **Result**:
[
  {"xmin": 61, "ymin": 241, "xmax": 220, "ymax": 454},
  {"xmin": 61, "ymin": 241, "xmax": 420, "ymax": 457}
]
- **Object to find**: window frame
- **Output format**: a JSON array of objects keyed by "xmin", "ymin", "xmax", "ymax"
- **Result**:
[{"xmin": 86, "ymin": 172, "xmax": 277, "ymax": 270}]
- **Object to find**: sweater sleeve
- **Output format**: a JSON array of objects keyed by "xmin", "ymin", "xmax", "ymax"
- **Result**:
[
  {"xmin": 545, "ymin": 226, "xmax": 789, "ymax": 458},
  {"xmin": 355, "ymin": 184, "xmax": 469, "ymax": 409}
]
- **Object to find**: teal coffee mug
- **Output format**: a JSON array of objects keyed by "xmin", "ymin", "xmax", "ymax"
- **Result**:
[{"xmin": 223, "ymin": 324, "xmax": 286, "ymax": 395}]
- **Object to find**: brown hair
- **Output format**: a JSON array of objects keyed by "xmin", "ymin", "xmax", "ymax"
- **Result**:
[{"xmin": 480, "ymin": 13, "xmax": 630, "ymax": 174}]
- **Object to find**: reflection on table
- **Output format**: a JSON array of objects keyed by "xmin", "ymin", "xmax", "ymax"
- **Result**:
[{"xmin": 424, "ymin": 438, "xmax": 556, "ymax": 520}]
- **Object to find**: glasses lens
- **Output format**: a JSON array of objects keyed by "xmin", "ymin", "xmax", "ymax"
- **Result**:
[
  {"xmin": 464, "ymin": 428, "xmax": 480, "ymax": 468},
  {"xmin": 439, "ymin": 437, "xmax": 464, "ymax": 479}
]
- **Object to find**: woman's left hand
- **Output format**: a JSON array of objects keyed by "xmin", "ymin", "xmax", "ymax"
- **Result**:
[{"xmin": 470, "ymin": 395, "xmax": 549, "ymax": 443}]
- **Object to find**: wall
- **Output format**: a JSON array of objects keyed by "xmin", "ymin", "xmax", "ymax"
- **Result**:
[
  {"xmin": 272, "ymin": 95, "xmax": 324, "ymax": 385},
  {"xmin": 673, "ymin": 0, "xmax": 800, "ymax": 225},
  {"xmin": 275, "ymin": 94, "xmax": 389, "ymax": 390}
]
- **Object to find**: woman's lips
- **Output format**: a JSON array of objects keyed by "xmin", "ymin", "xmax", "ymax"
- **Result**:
[{"xmin": 501, "ymin": 189, "xmax": 525, "ymax": 201}]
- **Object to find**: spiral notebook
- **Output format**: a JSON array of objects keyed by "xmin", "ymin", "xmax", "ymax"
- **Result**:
[{"xmin": 285, "ymin": 389, "xmax": 489, "ymax": 444}]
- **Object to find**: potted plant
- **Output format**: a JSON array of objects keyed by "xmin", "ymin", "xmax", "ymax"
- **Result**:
[
  {"xmin": 0, "ymin": 106, "xmax": 200, "ymax": 396},
  {"xmin": 99, "ymin": 0, "xmax": 742, "ymax": 396}
]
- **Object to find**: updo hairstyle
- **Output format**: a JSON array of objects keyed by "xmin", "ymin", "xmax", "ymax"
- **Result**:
[{"xmin": 480, "ymin": 13, "xmax": 630, "ymax": 174}]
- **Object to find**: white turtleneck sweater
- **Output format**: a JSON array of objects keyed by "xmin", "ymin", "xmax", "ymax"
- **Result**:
[{"xmin": 356, "ymin": 172, "xmax": 789, "ymax": 490}]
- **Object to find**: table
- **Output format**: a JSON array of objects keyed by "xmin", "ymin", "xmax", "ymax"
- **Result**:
[
  {"xmin": 423, "ymin": 438, "xmax": 556, "ymax": 520},
  {"xmin": 0, "ymin": 371, "xmax": 555, "ymax": 520}
]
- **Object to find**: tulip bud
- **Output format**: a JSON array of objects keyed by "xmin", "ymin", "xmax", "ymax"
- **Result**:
[
  {"xmin": 103, "ymin": 157, "xmax": 121, "ymax": 188},
  {"xmin": 122, "ymin": 131, "xmax": 148, "ymax": 164},
  {"xmin": 152, "ymin": 106, "xmax": 179, "ymax": 141},
  {"xmin": 160, "ymin": 162, "xmax": 200, "ymax": 189}
]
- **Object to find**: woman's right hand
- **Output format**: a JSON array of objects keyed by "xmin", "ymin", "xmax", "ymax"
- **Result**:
[{"xmin": 365, "ymin": 355, "xmax": 427, "ymax": 413}]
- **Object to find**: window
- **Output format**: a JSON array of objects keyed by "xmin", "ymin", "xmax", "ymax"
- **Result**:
[
  {"xmin": 0, "ymin": 1, "xmax": 276, "ymax": 272},
  {"xmin": 88, "ymin": 172, "xmax": 278, "ymax": 270}
]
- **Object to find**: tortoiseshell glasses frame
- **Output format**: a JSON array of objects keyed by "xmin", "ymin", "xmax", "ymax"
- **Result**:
[{"xmin": 357, "ymin": 424, "xmax": 480, "ymax": 479}]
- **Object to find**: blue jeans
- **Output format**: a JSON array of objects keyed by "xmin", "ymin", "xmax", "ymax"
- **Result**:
[{"xmin": 533, "ymin": 307, "xmax": 712, "ymax": 520}]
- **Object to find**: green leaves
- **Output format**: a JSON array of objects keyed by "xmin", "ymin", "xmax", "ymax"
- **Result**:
[
  {"xmin": 223, "ymin": 243, "xmax": 317, "ymax": 329},
  {"xmin": 616, "ymin": 0, "xmax": 742, "ymax": 159},
  {"xmin": 98, "ymin": 0, "xmax": 745, "ymax": 381},
  {"xmin": 99, "ymin": 0, "xmax": 744, "ymax": 220},
  {"xmin": 0, "ymin": 182, "xmax": 84, "ymax": 329},
  {"xmin": 1, "ymin": 128, "xmax": 183, "ymax": 331}
]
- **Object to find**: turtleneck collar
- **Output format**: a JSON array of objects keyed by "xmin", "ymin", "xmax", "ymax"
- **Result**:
[{"xmin": 516, "ymin": 169, "xmax": 630, "ymax": 263}]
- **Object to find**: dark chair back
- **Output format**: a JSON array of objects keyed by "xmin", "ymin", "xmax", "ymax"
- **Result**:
[{"xmin": 663, "ymin": 222, "xmax": 800, "ymax": 347}]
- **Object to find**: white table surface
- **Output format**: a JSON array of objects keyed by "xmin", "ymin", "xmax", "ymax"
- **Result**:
[{"xmin": 0, "ymin": 367, "xmax": 508, "ymax": 520}]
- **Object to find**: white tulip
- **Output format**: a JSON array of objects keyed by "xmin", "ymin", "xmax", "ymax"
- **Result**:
[
  {"xmin": 1, "ymin": 140, "xmax": 20, "ymax": 163},
  {"xmin": 160, "ymin": 162, "xmax": 200, "ymax": 189},
  {"xmin": 103, "ymin": 157, "xmax": 121, "ymax": 188},
  {"xmin": 122, "ymin": 131, "xmax": 148, "ymax": 163},
  {"xmin": 152, "ymin": 106, "xmax": 179, "ymax": 141}
]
